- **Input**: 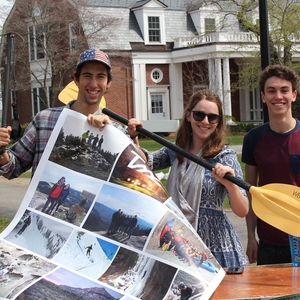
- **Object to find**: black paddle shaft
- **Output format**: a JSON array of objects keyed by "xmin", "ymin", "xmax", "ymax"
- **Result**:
[
  {"xmin": 0, "ymin": 33, "xmax": 13, "ymax": 155},
  {"xmin": 102, "ymin": 108, "xmax": 252, "ymax": 191}
]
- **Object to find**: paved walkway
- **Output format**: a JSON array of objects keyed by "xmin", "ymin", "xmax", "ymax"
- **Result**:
[
  {"xmin": 230, "ymin": 144, "xmax": 242, "ymax": 154},
  {"xmin": 0, "ymin": 176, "xmax": 29, "ymax": 219}
]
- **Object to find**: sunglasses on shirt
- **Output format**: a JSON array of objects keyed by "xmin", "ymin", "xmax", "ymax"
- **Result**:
[{"xmin": 192, "ymin": 111, "xmax": 221, "ymax": 124}]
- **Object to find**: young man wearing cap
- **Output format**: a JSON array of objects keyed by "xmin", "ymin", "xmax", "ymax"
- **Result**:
[
  {"xmin": 242, "ymin": 64, "xmax": 300, "ymax": 265},
  {"xmin": 0, "ymin": 49, "xmax": 142, "ymax": 178}
]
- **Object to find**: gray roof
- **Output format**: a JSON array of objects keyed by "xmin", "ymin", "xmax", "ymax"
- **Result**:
[
  {"xmin": 131, "ymin": 0, "xmax": 167, "ymax": 9},
  {"xmin": 84, "ymin": 1, "xmax": 197, "ymax": 50},
  {"xmin": 86, "ymin": 0, "xmax": 197, "ymax": 10},
  {"xmin": 86, "ymin": 7, "xmax": 143, "ymax": 50},
  {"xmin": 86, "ymin": 0, "xmax": 249, "ymax": 12}
]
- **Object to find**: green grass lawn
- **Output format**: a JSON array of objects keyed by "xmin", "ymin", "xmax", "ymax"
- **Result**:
[
  {"xmin": 19, "ymin": 172, "xmax": 32, "ymax": 179},
  {"xmin": 0, "ymin": 218, "xmax": 12, "ymax": 233},
  {"xmin": 139, "ymin": 132, "xmax": 244, "ymax": 149}
]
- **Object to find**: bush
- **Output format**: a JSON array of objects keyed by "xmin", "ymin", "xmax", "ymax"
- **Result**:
[{"xmin": 227, "ymin": 122, "xmax": 260, "ymax": 133}]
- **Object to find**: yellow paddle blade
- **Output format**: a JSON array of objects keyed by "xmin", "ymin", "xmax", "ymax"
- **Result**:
[
  {"xmin": 58, "ymin": 81, "xmax": 106, "ymax": 109},
  {"xmin": 250, "ymin": 184, "xmax": 300, "ymax": 237}
]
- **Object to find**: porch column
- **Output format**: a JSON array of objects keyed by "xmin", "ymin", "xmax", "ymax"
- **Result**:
[
  {"xmin": 132, "ymin": 63, "xmax": 147, "ymax": 120},
  {"xmin": 214, "ymin": 58, "xmax": 223, "ymax": 103},
  {"xmin": 208, "ymin": 58, "xmax": 214, "ymax": 90},
  {"xmin": 222, "ymin": 57, "xmax": 232, "ymax": 120},
  {"xmin": 169, "ymin": 63, "xmax": 183, "ymax": 119}
]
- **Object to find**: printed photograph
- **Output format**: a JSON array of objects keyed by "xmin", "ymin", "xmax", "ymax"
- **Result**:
[
  {"xmin": 146, "ymin": 211, "xmax": 220, "ymax": 280},
  {"xmin": 53, "ymin": 230, "xmax": 119, "ymax": 279},
  {"xmin": 4, "ymin": 210, "xmax": 73, "ymax": 259},
  {"xmin": 48, "ymin": 114, "xmax": 130, "ymax": 180},
  {"xmin": 0, "ymin": 240, "xmax": 56, "ymax": 300},
  {"xmin": 83, "ymin": 184, "xmax": 167, "ymax": 251},
  {"xmin": 15, "ymin": 267, "xmax": 124, "ymax": 300},
  {"xmin": 99, "ymin": 247, "xmax": 177, "ymax": 299},
  {"xmin": 165, "ymin": 270, "xmax": 209, "ymax": 300},
  {"xmin": 109, "ymin": 145, "xmax": 170, "ymax": 202},
  {"xmin": 29, "ymin": 161, "xmax": 99, "ymax": 226},
  {"xmin": 165, "ymin": 198, "xmax": 196, "ymax": 232}
]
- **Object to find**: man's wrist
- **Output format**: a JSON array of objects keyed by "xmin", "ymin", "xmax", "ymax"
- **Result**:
[
  {"xmin": 130, "ymin": 134, "xmax": 138, "ymax": 140},
  {"xmin": 0, "ymin": 150, "xmax": 8, "ymax": 165}
]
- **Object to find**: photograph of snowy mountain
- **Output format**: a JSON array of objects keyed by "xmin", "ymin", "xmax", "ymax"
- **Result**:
[
  {"xmin": 99, "ymin": 247, "xmax": 177, "ymax": 299},
  {"xmin": 4, "ymin": 210, "xmax": 73, "ymax": 259},
  {"xmin": 53, "ymin": 230, "xmax": 119, "ymax": 279},
  {"xmin": 0, "ymin": 240, "xmax": 56, "ymax": 299}
]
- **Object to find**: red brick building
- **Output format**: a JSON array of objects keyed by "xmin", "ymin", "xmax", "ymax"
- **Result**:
[{"xmin": 2, "ymin": 0, "xmax": 299, "ymax": 131}]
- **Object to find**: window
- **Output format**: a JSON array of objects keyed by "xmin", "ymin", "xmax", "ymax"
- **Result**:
[
  {"xmin": 69, "ymin": 23, "xmax": 77, "ymax": 52},
  {"xmin": 248, "ymin": 88, "xmax": 263, "ymax": 121},
  {"xmin": 32, "ymin": 5, "xmax": 42, "ymax": 17},
  {"xmin": 205, "ymin": 18, "xmax": 216, "ymax": 33},
  {"xmin": 29, "ymin": 24, "xmax": 47, "ymax": 61},
  {"xmin": 151, "ymin": 68, "xmax": 163, "ymax": 83},
  {"xmin": 151, "ymin": 94, "xmax": 163, "ymax": 114},
  {"xmin": 32, "ymin": 87, "xmax": 50, "ymax": 115},
  {"xmin": 148, "ymin": 86, "xmax": 169, "ymax": 120},
  {"xmin": 148, "ymin": 16, "xmax": 160, "ymax": 42}
]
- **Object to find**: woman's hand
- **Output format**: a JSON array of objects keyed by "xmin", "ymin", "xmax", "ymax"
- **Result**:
[
  {"xmin": 212, "ymin": 163, "xmax": 235, "ymax": 187},
  {"xmin": 212, "ymin": 163, "xmax": 249, "ymax": 217},
  {"xmin": 127, "ymin": 118, "xmax": 143, "ymax": 139}
]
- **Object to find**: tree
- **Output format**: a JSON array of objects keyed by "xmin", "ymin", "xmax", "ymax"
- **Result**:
[
  {"xmin": 182, "ymin": 60, "xmax": 209, "ymax": 101},
  {"xmin": 184, "ymin": 0, "xmax": 300, "ymax": 117},
  {"xmin": 231, "ymin": 0, "xmax": 300, "ymax": 117},
  {"xmin": 2, "ymin": 0, "xmax": 122, "ymax": 109}
]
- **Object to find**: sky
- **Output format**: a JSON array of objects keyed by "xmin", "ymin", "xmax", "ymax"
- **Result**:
[
  {"xmin": 0, "ymin": 0, "xmax": 13, "ymax": 7},
  {"xmin": 0, "ymin": 0, "xmax": 13, "ymax": 28}
]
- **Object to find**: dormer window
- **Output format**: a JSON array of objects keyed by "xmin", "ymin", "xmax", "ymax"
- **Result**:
[
  {"xmin": 146, "ymin": 13, "xmax": 165, "ymax": 44},
  {"xmin": 148, "ymin": 16, "xmax": 160, "ymax": 42},
  {"xmin": 131, "ymin": 0, "xmax": 167, "ymax": 46},
  {"xmin": 205, "ymin": 18, "xmax": 216, "ymax": 33}
]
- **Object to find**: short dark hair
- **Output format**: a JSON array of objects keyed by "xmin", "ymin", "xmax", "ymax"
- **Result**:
[
  {"xmin": 74, "ymin": 62, "xmax": 112, "ymax": 83},
  {"xmin": 259, "ymin": 64, "xmax": 299, "ymax": 93}
]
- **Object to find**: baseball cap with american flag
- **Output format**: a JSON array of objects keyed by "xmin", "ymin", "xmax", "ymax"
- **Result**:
[{"xmin": 76, "ymin": 49, "xmax": 111, "ymax": 70}]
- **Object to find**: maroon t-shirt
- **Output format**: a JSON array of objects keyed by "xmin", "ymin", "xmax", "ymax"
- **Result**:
[{"xmin": 242, "ymin": 120, "xmax": 300, "ymax": 246}]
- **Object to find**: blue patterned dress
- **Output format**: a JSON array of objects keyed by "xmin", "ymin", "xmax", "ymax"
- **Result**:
[{"xmin": 149, "ymin": 145, "xmax": 248, "ymax": 268}]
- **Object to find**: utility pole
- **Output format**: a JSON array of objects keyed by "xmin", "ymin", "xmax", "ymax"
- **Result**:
[{"xmin": 259, "ymin": 0, "xmax": 270, "ymax": 122}]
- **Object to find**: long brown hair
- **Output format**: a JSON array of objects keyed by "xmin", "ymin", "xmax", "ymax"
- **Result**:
[{"xmin": 176, "ymin": 89, "xmax": 225, "ymax": 163}]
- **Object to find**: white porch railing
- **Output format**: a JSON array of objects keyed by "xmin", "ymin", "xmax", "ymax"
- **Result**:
[{"xmin": 174, "ymin": 32, "xmax": 258, "ymax": 48}]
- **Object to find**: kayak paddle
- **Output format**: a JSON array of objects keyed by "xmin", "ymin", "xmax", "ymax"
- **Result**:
[{"xmin": 103, "ymin": 108, "xmax": 300, "ymax": 237}]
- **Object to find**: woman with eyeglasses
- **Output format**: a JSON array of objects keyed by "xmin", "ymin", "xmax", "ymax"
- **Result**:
[{"xmin": 136, "ymin": 89, "xmax": 249, "ymax": 268}]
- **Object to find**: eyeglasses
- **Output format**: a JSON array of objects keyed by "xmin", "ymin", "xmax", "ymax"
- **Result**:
[{"xmin": 192, "ymin": 111, "xmax": 221, "ymax": 124}]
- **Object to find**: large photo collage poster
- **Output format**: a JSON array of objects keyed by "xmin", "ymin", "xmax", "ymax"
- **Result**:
[{"xmin": 0, "ymin": 109, "xmax": 225, "ymax": 300}]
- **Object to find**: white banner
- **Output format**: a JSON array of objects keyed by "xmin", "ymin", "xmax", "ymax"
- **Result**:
[{"xmin": 0, "ymin": 109, "xmax": 224, "ymax": 299}]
